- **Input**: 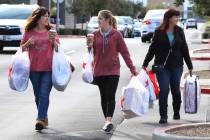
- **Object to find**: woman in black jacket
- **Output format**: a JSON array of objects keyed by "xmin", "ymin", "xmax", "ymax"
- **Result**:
[{"xmin": 142, "ymin": 9, "xmax": 193, "ymax": 124}]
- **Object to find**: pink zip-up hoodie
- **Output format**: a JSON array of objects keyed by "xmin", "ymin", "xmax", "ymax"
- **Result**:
[{"xmin": 92, "ymin": 28, "xmax": 136, "ymax": 77}]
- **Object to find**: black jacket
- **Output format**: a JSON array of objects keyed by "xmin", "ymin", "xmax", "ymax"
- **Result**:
[{"xmin": 143, "ymin": 26, "xmax": 193, "ymax": 70}]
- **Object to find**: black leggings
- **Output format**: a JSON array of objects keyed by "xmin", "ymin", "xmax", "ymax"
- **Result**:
[{"xmin": 94, "ymin": 75, "xmax": 119, "ymax": 118}]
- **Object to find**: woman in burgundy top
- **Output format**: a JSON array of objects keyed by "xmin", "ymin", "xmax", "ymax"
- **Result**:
[
  {"xmin": 87, "ymin": 10, "xmax": 138, "ymax": 133},
  {"xmin": 20, "ymin": 7, "xmax": 59, "ymax": 131}
]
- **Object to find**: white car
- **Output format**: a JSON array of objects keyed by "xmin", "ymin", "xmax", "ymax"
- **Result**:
[
  {"xmin": 0, "ymin": 4, "xmax": 39, "ymax": 51},
  {"xmin": 141, "ymin": 9, "xmax": 167, "ymax": 43},
  {"xmin": 86, "ymin": 16, "xmax": 98, "ymax": 34},
  {"xmin": 186, "ymin": 18, "xmax": 197, "ymax": 29}
]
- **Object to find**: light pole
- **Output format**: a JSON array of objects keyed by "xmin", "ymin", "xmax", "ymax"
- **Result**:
[{"xmin": 56, "ymin": 0, "xmax": 60, "ymax": 33}]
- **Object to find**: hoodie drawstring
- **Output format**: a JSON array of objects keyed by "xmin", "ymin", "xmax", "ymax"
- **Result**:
[{"xmin": 100, "ymin": 27, "xmax": 112, "ymax": 53}]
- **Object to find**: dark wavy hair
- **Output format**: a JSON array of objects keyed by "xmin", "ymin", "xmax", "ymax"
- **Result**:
[
  {"xmin": 25, "ymin": 7, "xmax": 52, "ymax": 32},
  {"xmin": 157, "ymin": 8, "xmax": 180, "ymax": 31}
]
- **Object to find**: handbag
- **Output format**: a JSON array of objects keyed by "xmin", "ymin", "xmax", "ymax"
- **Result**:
[{"xmin": 152, "ymin": 48, "xmax": 172, "ymax": 73}]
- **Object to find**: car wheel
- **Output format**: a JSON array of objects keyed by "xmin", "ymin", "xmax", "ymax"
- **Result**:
[
  {"xmin": 147, "ymin": 37, "xmax": 152, "ymax": 43},
  {"xmin": 0, "ymin": 46, "xmax": 4, "ymax": 52},
  {"xmin": 141, "ymin": 37, "xmax": 146, "ymax": 43},
  {"xmin": 130, "ymin": 32, "xmax": 134, "ymax": 38},
  {"xmin": 124, "ymin": 28, "xmax": 129, "ymax": 38}
]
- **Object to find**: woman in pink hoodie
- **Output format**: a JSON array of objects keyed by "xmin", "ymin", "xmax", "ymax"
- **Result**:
[{"xmin": 87, "ymin": 10, "xmax": 138, "ymax": 133}]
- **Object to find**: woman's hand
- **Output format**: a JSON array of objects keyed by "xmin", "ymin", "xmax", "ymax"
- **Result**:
[
  {"xmin": 25, "ymin": 37, "xmax": 34, "ymax": 48},
  {"xmin": 189, "ymin": 69, "xmax": 193, "ymax": 76},
  {"xmin": 22, "ymin": 37, "xmax": 34, "ymax": 50},
  {"xmin": 53, "ymin": 41, "xmax": 59, "ymax": 52},
  {"xmin": 132, "ymin": 68, "xmax": 139, "ymax": 76},
  {"xmin": 142, "ymin": 66, "xmax": 147, "ymax": 71},
  {"xmin": 49, "ymin": 32, "xmax": 56, "ymax": 41},
  {"xmin": 133, "ymin": 71, "xmax": 139, "ymax": 76},
  {"xmin": 86, "ymin": 34, "xmax": 94, "ymax": 48},
  {"xmin": 49, "ymin": 29, "xmax": 57, "ymax": 42}
]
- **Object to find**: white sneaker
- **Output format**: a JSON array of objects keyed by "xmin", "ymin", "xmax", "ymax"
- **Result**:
[{"xmin": 102, "ymin": 122, "xmax": 114, "ymax": 133}]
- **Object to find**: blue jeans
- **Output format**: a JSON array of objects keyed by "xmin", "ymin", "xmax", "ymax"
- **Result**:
[
  {"xmin": 30, "ymin": 71, "xmax": 52, "ymax": 120},
  {"xmin": 156, "ymin": 66, "xmax": 183, "ymax": 118}
]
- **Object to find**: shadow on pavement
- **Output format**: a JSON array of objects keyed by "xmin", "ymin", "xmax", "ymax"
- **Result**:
[{"xmin": 32, "ymin": 128, "xmax": 111, "ymax": 140}]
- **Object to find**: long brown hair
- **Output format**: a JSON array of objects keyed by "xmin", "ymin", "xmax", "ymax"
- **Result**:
[
  {"xmin": 157, "ymin": 8, "xmax": 180, "ymax": 31},
  {"xmin": 25, "ymin": 7, "xmax": 51, "ymax": 32},
  {"xmin": 98, "ymin": 10, "xmax": 117, "ymax": 29}
]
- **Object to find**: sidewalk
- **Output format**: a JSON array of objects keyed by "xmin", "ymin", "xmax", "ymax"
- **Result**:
[
  {"xmin": 110, "ymin": 46, "xmax": 210, "ymax": 140},
  {"xmin": 110, "ymin": 99, "xmax": 208, "ymax": 140}
]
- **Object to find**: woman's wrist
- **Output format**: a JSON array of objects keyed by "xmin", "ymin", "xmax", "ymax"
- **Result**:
[{"xmin": 22, "ymin": 43, "xmax": 29, "ymax": 49}]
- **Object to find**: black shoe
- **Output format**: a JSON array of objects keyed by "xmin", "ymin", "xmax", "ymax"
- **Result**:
[
  {"xmin": 173, "ymin": 112, "xmax": 180, "ymax": 120},
  {"xmin": 102, "ymin": 123, "xmax": 114, "ymax": 133},
  {"xmin": 159, "ymin": 117, "xmax": 167, "ymax": 124}
]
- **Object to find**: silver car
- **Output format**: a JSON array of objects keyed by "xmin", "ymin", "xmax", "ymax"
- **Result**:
[
  {"xmin": 0, "ymin": 4, "xmax": 39, "ymax": 51},
  {"xmin": 86, "ymin": 16, "xmax": 98, "ymax": 34},
  {"xmin": 116, "ymin": 16, "xmax": 134, "ymax": 38},
  {"xmin": 86, "ymin": 16, "xmax": 130, "ymax": 38},
  {"xmin": 186, "ymin": 18, "xmax": 197, "ymax": 29},
  {"xmin": 141, "ymin": 9, "xmax": 167, "ymax": 43}
]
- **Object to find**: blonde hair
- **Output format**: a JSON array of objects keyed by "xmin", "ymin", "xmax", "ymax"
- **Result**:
[{"xmin": 98, "ymin": 10, "xmax": 117, "ymax": 29}]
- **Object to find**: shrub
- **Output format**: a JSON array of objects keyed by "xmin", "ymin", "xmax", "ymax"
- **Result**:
[{"xmin": 202, "ymin": 32, "xmax": 210, "ymax": 39}]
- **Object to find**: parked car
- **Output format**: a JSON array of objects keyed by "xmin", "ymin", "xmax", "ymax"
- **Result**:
[
  {"xmin": 141, "ymin": 9, "xmax": 167, "ymax": 43},
  {"xmin": 133, "ymin": 21, "xmax": 141, "ymax": 37},
  {"xmin": 0, "ymin": 4, "xmax": 39, "ymax": 51},
  {"xmin": 186, "ymin": 18, "xmax": 197, "ymax": 29},
  {"xmin": 177, "ymin": 18, "xmax": 184, "ymax": 29},
  {"xmin": 86, "ymin": 16, "xmax": 98, "ymax": 34},
  {"xmin": 116, "ymin": 16, "xmax": 134, "ymax": 38},
  {"xmin": 115, "ymin": 17, "xmax": 130, "ymax": 37},
  {"xmin": 86, "ymin": 16, "xmax": 135, "ymax": 38}
]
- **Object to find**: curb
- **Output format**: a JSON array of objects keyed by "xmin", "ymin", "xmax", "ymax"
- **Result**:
[
  {"xmin": 152, "ymin": 123, "xmax": 210, "ymax": 140},
  {"xmin": 185, "ymin": 48, "xmax": 210, "ymax": 94},
  {"xmin": 180, "ymin": 70, "xmax": 210, "ymax": 94},
  {"xmin": 190, "ymin": 48, "xmax": 210, "ymax": 61},
  {"xmin": 201, "ymin": 39, "xmax": 210, "ymax": 44}
]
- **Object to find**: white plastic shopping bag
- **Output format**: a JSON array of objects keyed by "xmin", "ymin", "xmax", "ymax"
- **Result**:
[
  {"xmin": 82, "ymin": 50, "xmax": 93, "ymax": 83},
  {"xmin": 183, "ymin": 75, "xmax": 201, "ymax": 113},
  {"xmin": 120, "ymin": 76, "xmax": 150, "ymax": 119},
  {"xmin": 137, "ymin": 69, "xmax": 156, "ymax": 108},
  {"xmin": 8, "ymin": 49, "xmax": 30, "ymax": 92},
  {"xmin": 52, "ymin": 48, "xmax": 72, "ymax": 91}
]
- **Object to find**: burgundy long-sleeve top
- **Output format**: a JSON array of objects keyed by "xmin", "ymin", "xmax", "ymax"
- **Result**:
[{"xmin": 92, "ymin": 28, "xmax": 136, "ymax": 77}]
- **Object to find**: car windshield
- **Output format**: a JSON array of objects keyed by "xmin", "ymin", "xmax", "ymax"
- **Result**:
[
  {"xmin": 122, "ymin": 17, "xmax": 133, "ymax": 24},
  {"xmin": 89, "ymin": 17, "xmax": 98, "ymax": 24},
  {"xmin": 0, "ymin": 6, "xmax": 34, "ymax": 19},
  {"xmin": 116, "ymin": 18, "xmax": 126, "ymax": 25}
]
